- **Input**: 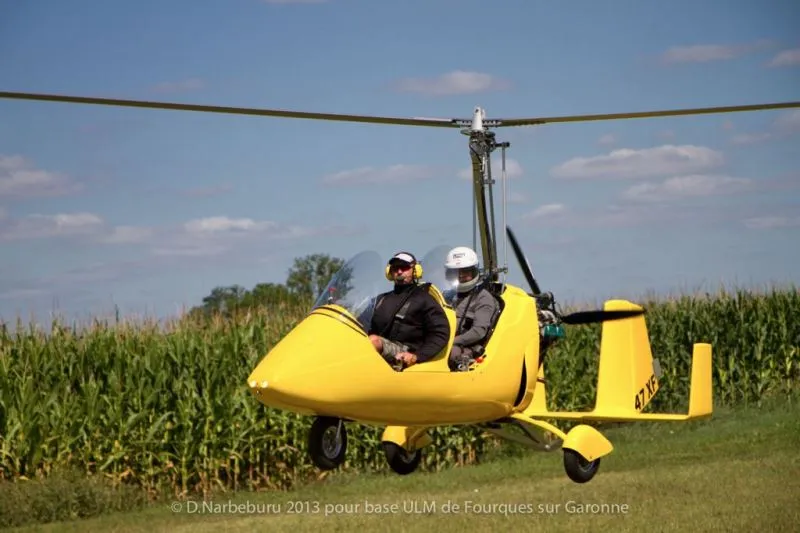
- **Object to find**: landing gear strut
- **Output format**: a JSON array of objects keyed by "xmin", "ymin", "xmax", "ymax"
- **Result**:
[{"xmin": 308, "ymin": 416, "xmax": 347, "ymax": 470}]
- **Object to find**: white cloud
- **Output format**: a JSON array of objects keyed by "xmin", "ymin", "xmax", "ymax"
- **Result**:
[
  {"xmin": 591, "ymin": 204, "xmax": 685, "ymax": 227},
  {"xmin": 597, "ymin": 134, "xmax": 616, "ymax": 146},
  {"xmin": 392, "ymin": 71, "xmax": 511, "ymax": 96},
  {"xmin": 184, "ymin": 216, "xmax": 272, "ymax": 234},
  {"xmin": 162, "ymin": 215, "xmax": 350, "ymax": 256},
  {"xmin": 0, "ymin": 211, "xmax": 155, "ymax": 244},
  {"xmin": 0, "ymin": 155, "xmax": 81, "ymax": 198},
  {"xmin": 767, "ymin": 48, "xmax": 800, "ymax": 67},
  {"xmin": 725, "ymin": 109, "xmax": 800, "ymax": 146},
  {"xmin": 0, "ymin": 211, "xmax": 353, "ymax": 257},
  {"xmin": 661, "ymin": 40, "xmax": 773, "ymax": 64},
  {"xmin": 730, "ymin": 132, "xmax": 773, "ymax": 145},
  {"xmin": 519, "ymin": 198, "xmax": 733, "ymax": 229},
  {"xmin": 321, "ymin": 164, "xmax": 439, "ymax": 186},
  {"xmin": 523, "ymin": 203, "xmax": 566, "ymax": 221},
  {"xmin": 97, "ymin": 226, "xmax": 155, "ymax": 244},
  {"xmin": 458, "ymin": 158, "xmax": 523, "ymax": 180},
  {"xmin": 508, "ymin": 191, "xmax": 528, "ymax": 204},
  {"xmin": 151, "ymin": 243, "xmax": 229, "ymax": 257},
  {"xmin": 155, "ymin": 218, "xmax": 361, "ymax": 256},
  {"xmin": 520, "ymin": 202, "xmax": 672, "ymax": 229},
  {"xmin": 662, "ymin": 44, "xmax": 741, "ymax": 63},
  {"xmin": 622, "ymin": 175, "xmax": 753, "ymax": 202},
  {"xmin": 743, "ymin": 216, "xmax": 800, "ymax": 229},
  {"xmin": 551, "ymin": 145, "xmax": 724, "ymax": 180},
  {"xmin": 775, "ymin": 110, "xmax": 800, "ymax": 133},
  {"xmin": 0, "ymin": 212, "xmax": 104, "ymax": 240}
]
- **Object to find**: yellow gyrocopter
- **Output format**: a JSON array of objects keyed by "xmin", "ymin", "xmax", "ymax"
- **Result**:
[{"xmin": 2, "ymin": 90, "xmax": 798, "ymax": 483}]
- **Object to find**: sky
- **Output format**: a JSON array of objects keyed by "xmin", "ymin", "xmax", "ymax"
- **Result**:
[{"xmin": 1, "ymin": 0, "xmax": 799, "ymax": 325}]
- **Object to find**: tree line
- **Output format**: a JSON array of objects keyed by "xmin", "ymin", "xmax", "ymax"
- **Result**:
[{"xmin": 187, "ymin": 253, "xmax": 344, "ymax": 319}]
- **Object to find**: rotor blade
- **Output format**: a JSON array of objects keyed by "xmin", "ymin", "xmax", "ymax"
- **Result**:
[
  {"xmin": 495, "ymin": 101, "xmax": 800, "ymax": 127},
  {"xmin": 505, "ymin": 226, "xmax": 541, "ymax": 295},
  {"xmin": 0, "ymin": 91, "xmax": 464, "ymax": 128},
  {"xmin": 560, "ymin": 309, "xmax": 645, "ymax": 325}
]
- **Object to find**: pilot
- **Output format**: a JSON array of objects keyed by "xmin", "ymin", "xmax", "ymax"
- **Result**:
[
  {"xmin": 444, "ymin": 246, "xmax": 500, "ymax": 372},
  {"xmin": 368, "ymin": 252, "xmax": 451, "ymax": 371}
]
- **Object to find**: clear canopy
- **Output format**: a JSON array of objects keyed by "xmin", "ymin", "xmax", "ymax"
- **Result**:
[{"xmin": 312, "ymin": 244, "xmax": 464, "ymax": 329}]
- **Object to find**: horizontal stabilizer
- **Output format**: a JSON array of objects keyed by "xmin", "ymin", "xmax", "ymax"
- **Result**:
[{"xmin": 524, "ymin": 299, "xmax": 712, "ymax": 422}]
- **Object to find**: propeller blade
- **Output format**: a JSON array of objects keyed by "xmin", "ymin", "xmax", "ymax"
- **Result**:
[
  {"xmin": 0, "ymin": 91, "xmax": 464, "ymax": 128},
  {"xmin": 505, "ymin": 226, "xmax": 541, "ymax": 295},
  {"xmin": 495, "ymin": 100, "xmax": 800, "ymax": 127},
  {"xmin": 560, "ymin": 309, "xmax": 645, "ymax": 325}
]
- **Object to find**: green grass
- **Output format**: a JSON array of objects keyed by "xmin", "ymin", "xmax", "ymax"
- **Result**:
[{"xmin": 9, "ymin": 394, "xmax": 799, "ymax": 532}]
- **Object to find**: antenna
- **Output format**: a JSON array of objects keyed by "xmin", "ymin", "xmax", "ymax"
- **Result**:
[{"xmin": 501, "ymin": 141, "xmax": 509, "ymax": 286}]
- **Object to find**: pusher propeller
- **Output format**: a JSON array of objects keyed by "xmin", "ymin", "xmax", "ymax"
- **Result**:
[
  {"xmin": 558, "ymin": 308, "xmax": 645, "ymax": 325},
  {"xmin": 505, "ymin": 226, "xmax": 541, "ymax": 295}
]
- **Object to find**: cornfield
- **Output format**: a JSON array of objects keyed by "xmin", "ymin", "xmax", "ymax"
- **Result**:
[{"xmin": 0, "ymin": 286, "xmax": 798, "ymax": 500}]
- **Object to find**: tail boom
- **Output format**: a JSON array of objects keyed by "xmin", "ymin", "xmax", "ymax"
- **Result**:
[{"xmin": 525, "ymin": 300, "xmax": 713, "ymax": 422}]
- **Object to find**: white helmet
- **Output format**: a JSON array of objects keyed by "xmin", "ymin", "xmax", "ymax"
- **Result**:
[{"xmin": 445, "ymin": 246, "xmax": 481, "ymax": 293}]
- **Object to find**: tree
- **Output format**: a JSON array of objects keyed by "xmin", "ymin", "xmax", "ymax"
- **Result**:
[
  {"xmin": 247, "ymin": 282, "xmax": 293, "ymax": 306},
  {"xmin": 286, "ymin": 253, "xmax": 345, "ymax": 301},
  {"xmin": 186, "ymin": 252, "xmax": 346, "ymax": 320},
  {"xmin": 201, "ymin": 285, "xmax": 247, "ymax": 314}
]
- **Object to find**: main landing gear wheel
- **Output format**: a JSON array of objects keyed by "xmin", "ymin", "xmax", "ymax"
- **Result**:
[
  {"xmin": 308, "ymin": 416, "xmax": 347, "ymax": 470},
  {"xmin": 382, "ymin": 442, "xmax": 422, "ymax": 475},
  {"xmin": 563, "ymin": 448, "xmax": 601, "ymax": 484}
]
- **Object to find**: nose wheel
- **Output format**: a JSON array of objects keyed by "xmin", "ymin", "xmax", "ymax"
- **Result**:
[{"xmin": 308, "ymin": 416, "xmax": 348, "ymax": 470}]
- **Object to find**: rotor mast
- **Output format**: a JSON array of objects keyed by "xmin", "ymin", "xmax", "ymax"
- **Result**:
[{"xmin": 462, "ymin": 107, "xmax": 507, "ymax": 283}]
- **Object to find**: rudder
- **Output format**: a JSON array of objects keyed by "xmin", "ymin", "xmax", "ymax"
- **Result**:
[{"xmin": 595, "ymin": 300, "xmax": 662, "ymax": 416}]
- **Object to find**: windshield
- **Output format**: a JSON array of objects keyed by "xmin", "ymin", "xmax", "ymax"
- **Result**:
[
  {"xmin": 312, "ymin": 250, "xmax": 385, "ymax": 328},
  {"xmin": 419, "ymin": 244, "xmax": 460, "ymax": 306},
  {"xmin": 312, "ymin": 244, "xmax": 461, "ymax": 329}
]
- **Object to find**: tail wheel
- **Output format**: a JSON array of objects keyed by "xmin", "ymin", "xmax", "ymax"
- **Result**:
[
  {"xmin": 563, "ymin": 448, "xmax": 601, "ymax": 483},
  {"xmin": 308, "ymin": 416, "xmax": 347, "ymax": 470},
  {"xmin": 382, "ymin": 442, "xmax": 422, "ymax": 475}
]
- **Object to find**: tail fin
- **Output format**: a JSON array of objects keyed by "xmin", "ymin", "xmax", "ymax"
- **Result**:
[
  {"xmin": 523, "ymin": 299, "xmax": 713, "ymax": 422},
  {"xmin": 596, "ymin": 299, "xmax": 661, "ymax": 416}
]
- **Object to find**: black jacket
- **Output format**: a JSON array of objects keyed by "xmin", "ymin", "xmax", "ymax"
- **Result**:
[{"xmin": 368, "ymin": 283, "xmax": 451, "ymax": 362}]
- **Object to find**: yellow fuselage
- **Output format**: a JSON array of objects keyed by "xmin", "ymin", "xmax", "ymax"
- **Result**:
[{"xmin": 247, "ymin": 284, "xmax": 540, "ymax": 426}]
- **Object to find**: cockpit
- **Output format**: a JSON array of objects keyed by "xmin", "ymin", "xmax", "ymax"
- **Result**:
[{"xmin": 311, "ymin": 245, "xmax": 462, "ymax": 331}]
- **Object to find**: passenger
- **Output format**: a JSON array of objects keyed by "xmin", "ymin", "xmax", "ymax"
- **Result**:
[
  {"xmin": 444, "ymin": 247, "xmax": 500, "ymax": 372},
  {"xmin": 368, "ymin": 252, "xmax": 451, "ymax": 371}
]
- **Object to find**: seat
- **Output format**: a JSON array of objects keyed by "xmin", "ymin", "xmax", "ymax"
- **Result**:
[
  {"xmin": 483, "ymin": 283, "xmax": 506, "ymax": 343},
  {"xmin": 465, "ymin": 281, "xmax": 506, "ymax": 368}
]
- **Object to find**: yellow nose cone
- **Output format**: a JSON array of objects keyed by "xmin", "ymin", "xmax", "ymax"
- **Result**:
[{"xmin": 247, "ymin": 304, "xmax": 387, "ymax": 415}]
